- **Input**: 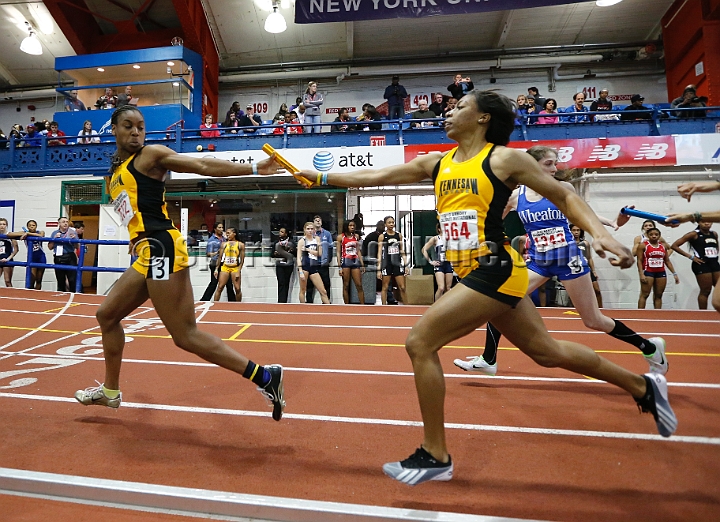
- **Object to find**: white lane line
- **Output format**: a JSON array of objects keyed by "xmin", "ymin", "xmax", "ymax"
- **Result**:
[
  {"xmin": 2, "ymin": 308, "xmax": 719, "ymax": 338},
  {"xmin": 1, "ymin": 351, "xmax": 718, "ymax": 389},
  {"xmin": 0, "ymin": 307, "xmax": 155, "ymax": 355},
  {"xmin": 0, "ymin": 293, "xmax": 75, "ymax": 357},
  {"xmin": 0, "ymin": 468, "xmax": 535, "ymax": 522},
  {"xmin": 194, "ymin": 301, "xmax": 213, "ymax": 323},
  {"xmin": 1, "ymin": 391, "xmax": 717, "ymax": 445}
]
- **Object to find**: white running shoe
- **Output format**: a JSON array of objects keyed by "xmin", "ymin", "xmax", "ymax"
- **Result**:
[
  {"xmin": 453, "ymin": 356, "xmax": 497, "ymax": 376},
  {"xmin": 74, "ymin": 381, "xmax": 121, "ymax": 409},
  {"xmin": 644, "ymin": 337, "xmax": 668, "ymax": 375},
  {"xmin": 383, "ymin": 447, "xmax": 453, "ymax": 486}
]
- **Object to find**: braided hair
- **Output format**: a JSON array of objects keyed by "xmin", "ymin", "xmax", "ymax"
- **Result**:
[{"xmin": 109, "ymin": 105, "xmax": 143, "ymax": 175}]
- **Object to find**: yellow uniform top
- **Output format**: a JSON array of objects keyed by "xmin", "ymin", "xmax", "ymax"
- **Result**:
[
  {"xmin": 109, "ymin": 148, "xmax": 174, "ymax": 240},
  {"xmin": 222, "ymin": 241, "xmax": 241, "ymax": 267},
  {"xmin": 434, "ymin": 143, "xmax": 513, "ymax": 279}
]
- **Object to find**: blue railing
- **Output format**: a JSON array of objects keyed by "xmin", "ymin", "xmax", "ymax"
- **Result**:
[
  {"xmin": 1, "ymin": 107, "xmax": 718, "ymax": 177},
  {"xmin": 0, "ymin": 235, "xmax": 130, "ymax": 293}
]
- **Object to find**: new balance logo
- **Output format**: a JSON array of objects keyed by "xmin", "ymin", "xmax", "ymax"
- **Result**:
[
  {"xmin": 557, "ymin": 146, "xmax": 575, "ymax": 163},
  {"xmin": 635, "ymin": 143, "xmax": 669, "ymax": 160},
  {"xmin": 587, "ymin": 144, "xmax": 621, "ymax": 162}
]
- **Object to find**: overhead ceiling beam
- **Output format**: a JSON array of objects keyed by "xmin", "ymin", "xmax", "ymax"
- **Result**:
[
  {"xmin": 0, "ymin": 62, "xmax": 20, "ymax": 86},
  {"xmin": 43, "ymin": 0, "xmax": 104, "ymax": 55},
  {"xmin": 494, "ymin": 10, "xmax": 515, "ymax": 49}
]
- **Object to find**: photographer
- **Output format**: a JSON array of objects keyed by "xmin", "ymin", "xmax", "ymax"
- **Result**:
[
  {"xmin": 447, "ymin": 73, "xmax": 474, "ymax": 100},
  {"xmin": 671, "ymin": 85, "xmax": 707, "ymax": 118},
  {"xmin": 383, "ymin": 75, "xmax": 408, "ymax": 121}
]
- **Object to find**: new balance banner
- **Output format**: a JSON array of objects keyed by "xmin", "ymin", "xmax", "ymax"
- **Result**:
[
  {"xmin": 404, "ymin": 136, "xmax": 678, "ymax": 169},
  {"xmin": 295, "ymin": 0, "xmax": 581, "ymax": 24}
]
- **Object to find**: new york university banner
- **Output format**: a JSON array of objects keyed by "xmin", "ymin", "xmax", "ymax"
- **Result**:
[{"xmin": 295, "ymin": 0, "xmax": 582, "ymax": 23}]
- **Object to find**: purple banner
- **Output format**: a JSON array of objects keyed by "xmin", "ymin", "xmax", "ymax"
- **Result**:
[{"xmin": 295, "ymin": 0, "xmax": 584, "ymax": 24}]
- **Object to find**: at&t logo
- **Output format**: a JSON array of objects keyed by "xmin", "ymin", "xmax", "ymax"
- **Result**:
[{"xmin": 313, "ymin": 151, "xmax": 334, "ymax": 171}]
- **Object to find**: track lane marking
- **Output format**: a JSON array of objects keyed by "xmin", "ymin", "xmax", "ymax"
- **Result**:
[{"xmin": 1, "ymin": 391, "xmax": 718, "ymax": 445}]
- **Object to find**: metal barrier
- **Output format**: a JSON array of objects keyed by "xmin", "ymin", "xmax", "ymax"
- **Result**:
[{"xmin": 0, "ymin": 234, "xmax": 130, "ymax": 293}]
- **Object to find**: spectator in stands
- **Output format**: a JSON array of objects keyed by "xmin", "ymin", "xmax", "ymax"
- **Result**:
[
  {"xmin": 289, "ymin": 96, "xmax": 303, "ymax": 112},
  {"xmin": 528, "ymin": 87, "xmax": 546, "ymax": 111},
  {"xmin": 116, "ymin": 86, "xmax": 133, "ymax": 108},
  {"xmin": 429, "ymin": 93, "xmax": 447, "ymax": 118},
  {"xmin": 515, "ymin": 94, "xmax": 528, "ymax": 125},
  {"xmin": 537, "ymin": 98, "xmax": 560, "ymax": 124},
  {"xmin": 9, "ymin": 124, "xmax": 23, "ymax": 145},
  {"xmin": 35, "ymin": 120, "xmax": 48, "ymax": 135},
  {"xmin": 200, "ymin": 114, "xmax": 221, "ymax": 138},
  {"xmin": 383, "ymin": 75, "xmax": 408, "ymax": 121},
  {"xmin": 331, "ymin": 107, "xmax": 356, "ymax": 132},
  {"xmin": 222, "ymin": 111, "xmax": 240, "ymax": 134},
  {"xmin": 671, "ymin": 85, "xmax": 708, "ymax": 118},
  {"xmin": 356, "ymin": 104, "xmax": 382, "ymax": 131},
  {"xmin": 442, "ymin": 97, "xmax": 457, "ymax": 117},
  {"xmin": 286, "ymin": 111, "xmax": 303, "ymax": 134},
  {"xmin": 274, "ymin": 103, "xmax": 289, "ymax": 121},
  {"xmin": 22, "ymin": 124, "xmax": 42, "ymax": 147},
  {"xmin": 77, "ymin": 120, "xmax": 100, "ymax": 144},
  {"xmin": 525, "ymin": 96, "xmax": 539, "ymax": 124},
  {"xmin": 272, "ymin": 114, "xmax": 286, "ymax": 134},
  {"xmin": 561, "ymin": 92, "xmax": 590, "ymax": 123},
  {"xmin": 64, "ymin": 90, "xmax": 87, "ymax": 112},
  {"xmin": 48, "ymin": 217, "xmax": 78, "ymax": 293},
  {"xmin": 411, "ymin": 100, "xmax": 437, "ymax": 128},
  {"xmin": 238, "ymin": 104, "xmax": 262, "ymax": 133},
  {"xmin": 295, "ymin": 104, "xmax": 306, "ymax": 125},
  {"xmin": 303, "ymin": 81, "xmax": 324, "ymax": 133},
  {"xmin": 590, "ymin": 88, "xmax": 613, "ymax": 116},
  {"xmin": 272, "ymin": 227, "xmax": 296, "ymax": 303},
  {"xmin": 447, "ymin": 73, "xmax": 473, "ymax": 100},
  {"xmin": 95, "ymin": 88, "xmax": 117, "ymax": 110},
  {"xmin": 46, "ymin": 121, "xmax": 67, "ymax": 146},
  {"xmin": 225, "ymin": 101, "xmax": 241, "ymax": 123},
  {"xmin": 620, "ymin": 94, "xmax": 653, "ymax": 121}
]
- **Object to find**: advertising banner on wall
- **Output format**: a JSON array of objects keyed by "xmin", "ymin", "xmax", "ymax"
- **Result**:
[
  {"xmin": 674, "ymin": 133, "xmax": 720, "ymax": 165},
  {"xmin": 295, "ymin": 0, "xmax": 581, "ymax": 24},
  {"xmin": 173, "ymin": 145, "xmax": 405, "ymax": 179},
  {"xmin": 404, "ymin": 136, "xmax": 679, "ymax": 169}
]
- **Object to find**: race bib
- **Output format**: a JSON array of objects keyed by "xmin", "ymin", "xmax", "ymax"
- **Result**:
[
  {"xmin": 0, "ymin": 244, "xmax": 5, "ymax": 255},
  {"xmin": 705, "ymin": 247, "xmax": 718, "ymax": 259},
  {"xmin": 388, "ymin": 243, "xmax": 400, "ymax": 255},
  {"xmin": 530, "ymin": 226, "xmax": 568, "ymax": 253},
  {"xmin": 648, "ymin": 257, "xmax": 663, "ymax": 268},
  {"xmin": 224, "ymin": 256, "xmax": 238, "ymax": 266},
  {"xmin": 440, "ymin": 210, "xmax": 479, "ymax": 251},
  {"xmin": 345, "ymin": 245, "xmax": 357, "ymax": 256},
  {"xmin": 150, "ymin": 257, "xmax": 170, "ymax": 280},
  {"xmin": 113, "ymin": 190, "xmax": 135, "ymax": 227}
]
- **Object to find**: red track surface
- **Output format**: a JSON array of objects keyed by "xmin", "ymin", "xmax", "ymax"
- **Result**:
[{"xmin": 1, "ymin": 287, "xmax": 719, "ymax": 521}]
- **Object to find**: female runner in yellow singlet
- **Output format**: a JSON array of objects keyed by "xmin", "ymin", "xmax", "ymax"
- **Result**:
[
  {"xmin": 214, "ymin": 227, "xmax": 245, "ymax": 302},
  {"xmin": 74, "ymin": 106, "xmax": 285, "ymax": 421},
  {"xmin": 298, "ymin": 90, "xmax": 677, "ymax": 485}
]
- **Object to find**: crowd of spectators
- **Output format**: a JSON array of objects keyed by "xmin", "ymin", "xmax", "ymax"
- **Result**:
[{"xmin": 0, "ymin": 78, "xmax": 713, "ymax": 149}]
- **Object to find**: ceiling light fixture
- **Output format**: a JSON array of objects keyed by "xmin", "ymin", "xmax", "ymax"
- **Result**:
[
  {"xmin": 97, "ymin": 67, "xmax": 105, "ymax": 72},
  {"xmin": 167, "ymin": 61, "xmax": 175, "ymax": 66},
  {"xmin": 264, "ymin": 1, "xmax": 287, "ymax": 34},
  {"xmin": 133, "ymin": 64, "xmax": 141, "ymax": 69},
  {"xmin": 20, "ymin": 22, "xmax": 42, "ymax": 56},
  {"xmin": 596, "ymin": 0, "xmax": 623, "ymax": 6}
]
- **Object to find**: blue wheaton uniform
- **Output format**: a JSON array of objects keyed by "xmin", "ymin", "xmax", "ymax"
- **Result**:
[{"xmin": 516, "ymin": 186, "xmax": 589, "ymax": 281}]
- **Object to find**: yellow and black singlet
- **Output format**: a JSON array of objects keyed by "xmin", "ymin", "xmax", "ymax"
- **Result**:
[
  {"xmin": 433, "ymin": 143, "xmax": 527, "ymax": 304},
  {"xmin": 109, "ymin": 148, "xmax": 174, "ymax": 239}
]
